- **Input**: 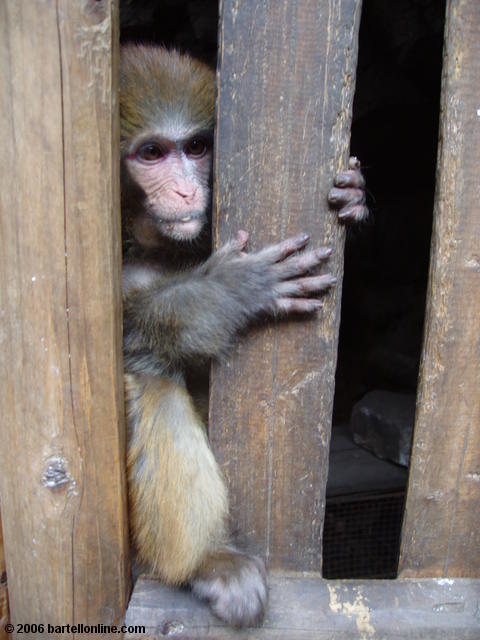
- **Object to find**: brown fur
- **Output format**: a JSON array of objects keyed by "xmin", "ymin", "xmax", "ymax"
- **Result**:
[
  {"xmin": 125, "ymin": 373, "xmax": 227, "ymax": 584},
  {"xmin": 120, "ymin": 46, "xmax": 216, "ymax": 152}
]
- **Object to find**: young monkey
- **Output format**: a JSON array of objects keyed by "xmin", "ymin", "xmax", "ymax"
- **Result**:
[{"xmin": 120, "ymin": 45, "xmax": 367, "ymax": 627}]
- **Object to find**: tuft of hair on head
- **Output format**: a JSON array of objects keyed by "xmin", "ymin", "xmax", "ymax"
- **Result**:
[{"xmin": 120, "ymin": 45, "xmax": 216, "ymax": 152}]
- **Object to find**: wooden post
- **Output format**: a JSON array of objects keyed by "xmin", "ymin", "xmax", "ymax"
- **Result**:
[
  {"xmin": 399, "ymin": 0, "xmax": 480, "ymax": 578},
  {"xmin": 210, "ymin": 0, "xmax": 362, "ymax": 571},
  {"xmin": 0, "ymin": 0, "xmax": 130, "ymax": 633}
]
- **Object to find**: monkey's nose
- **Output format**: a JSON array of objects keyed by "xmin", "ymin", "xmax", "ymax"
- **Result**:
[{"xmin": 175, "ymin": 189, "xmax": 197, "ymax": 205}]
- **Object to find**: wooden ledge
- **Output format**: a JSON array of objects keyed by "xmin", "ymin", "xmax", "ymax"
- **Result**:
[{"xmin": 125, "ymin": 574, "xmax": 480, "ymax": 638}]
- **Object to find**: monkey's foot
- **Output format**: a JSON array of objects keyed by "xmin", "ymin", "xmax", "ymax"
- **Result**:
[{"xmin": 191, "ymin": 549, "xmax": 267, "ymax": 628}]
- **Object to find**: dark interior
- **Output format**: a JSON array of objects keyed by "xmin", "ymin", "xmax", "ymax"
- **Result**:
[
  {"xmin": 325, "ymin": 0, "xmax": 445, "ymax": 578},
  {"xmin": 120, "ymin": 0, "xmax": 446, "ymax": 579}
]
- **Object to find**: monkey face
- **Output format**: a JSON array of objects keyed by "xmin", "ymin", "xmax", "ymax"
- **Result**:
[
  {"xmin": 120, "ymin": 46, "xmax": 216, "ymax": 248},
  {"xmin": 124, "ymin": 132, "xmax": 213, "ymax": 244}
]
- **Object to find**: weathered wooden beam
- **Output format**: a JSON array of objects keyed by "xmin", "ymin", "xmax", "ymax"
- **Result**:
[
  {"xmin": 125, "ymin": 575, "xmax": 480, "ymax": 639},
  {"xmin": 0, "ymin": 0, "xmax": 129, "ymax": 632},
  {"xmin": 210, "ymin": 0, "xmax": 362, "ymax": 572},
  {"xmin": 399, "ymin": 0, "xmax": 480, "ymax": 578}
]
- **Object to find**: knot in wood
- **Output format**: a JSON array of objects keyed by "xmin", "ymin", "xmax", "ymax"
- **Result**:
[
  {"xmin": 42, "ymin": 456, "xmax": 72, "ymax": 490},
  {"xmin": 161, "ymin": 620, "xmax": 185, "ymax": 636}
]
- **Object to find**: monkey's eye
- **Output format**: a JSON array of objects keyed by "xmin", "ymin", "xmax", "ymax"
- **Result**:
[
  {"xmin": 137, "ymin": 143, "xmax": 166, "ymax": 162},
  {"xmin": 185, "ymin": 138, "xmax": 208, "ymax": 158}
]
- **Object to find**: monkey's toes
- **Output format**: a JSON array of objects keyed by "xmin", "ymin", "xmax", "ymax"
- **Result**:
[
  {"xmin": 192, "ymin": 553, "xmax": 267, "ymax": 628},
  {"xmin": 328, "ymin": 186, "xmax": 365, "ymax": 208},
  {"xmin": 334, "ymin": 169, "xmax": 365, "ymax": 189}
]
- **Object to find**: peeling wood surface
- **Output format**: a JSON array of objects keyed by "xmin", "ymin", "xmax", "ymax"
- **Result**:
[
  {"xmin": 210, "ymin": 0, "xmax": 362, "ymax": 572},
  {"xmin": 0, "ymin": 0, "xmax": 130, "ymax": 632},
  {"xmin": 125, "ymin": 575, "xmax": 480, "ymax": 639},
  {"xmin": 399, "ymin": 0, "xmax": 480, "ymax": 578}
]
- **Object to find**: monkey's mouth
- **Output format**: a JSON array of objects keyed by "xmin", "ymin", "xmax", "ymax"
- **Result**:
[
  {"xmin": 155, "ymin": 211, "xmax": 205, "ymax": 224},
  {"xmin": 156, "ymin": 212, "xmax": 206, "ymax": 238},
  {"xmin": 174, "ymin": 215, "xmax": 198, "ymax": 223}
]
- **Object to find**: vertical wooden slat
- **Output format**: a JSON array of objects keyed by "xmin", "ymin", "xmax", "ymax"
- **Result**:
[
  {"xmin": 0, "ymin": 0, "xmax": 130, "ymax": 632},
  {"xmin": 210, "ymin": 0, "xmax": 361, "ymax": 572},
  {"xmin": 399, "ymin": 0, "xmax": 480, "ymax": 578}
]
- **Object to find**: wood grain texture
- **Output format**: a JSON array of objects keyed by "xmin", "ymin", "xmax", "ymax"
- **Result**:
[
  {"xmin": 399, "ymin": 0, "xmax": 480, "ymax": 578},
  {"xmin": 125, "ymin": 575, "xmax": 480, "ymax": 639},
  {"xmin": 0, "ymin": 0, "xmax": 130, "ymax": 632},
  {"xmin": 209, "ymin": 0, "xmax": 362, "ymax": 571}
]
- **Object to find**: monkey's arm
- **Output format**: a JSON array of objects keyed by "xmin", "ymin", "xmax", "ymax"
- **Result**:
[{"xmin": 123, "ymin": 232, "xmax": 334, "ymax": 375}]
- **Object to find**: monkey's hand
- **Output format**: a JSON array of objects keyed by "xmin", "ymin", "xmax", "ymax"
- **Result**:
[
  {"xmin": 123, "ymin": 232, "xmax": 334, "ymax": 373},
  {"xmin": 328, "ymin": 156, "xmax": 368, "ymax": 222},
  {"xmin": 204, "ymin": 230, "xmax": 336, "ymax": 315}
]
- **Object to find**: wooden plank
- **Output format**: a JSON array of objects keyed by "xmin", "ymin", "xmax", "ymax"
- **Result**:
[
  {"xmin": 0, "ymin": 511, "xmax": 9, "ymax": 640},
  {"xmin": 0, "ymin": 0, "xmax": 130, "ymax": 632},
  {"xmin": 125, "ymin": 575, "xmax": 480, "ymax": 639},
  {"xmin": 399, "ymin": 0, "xmax": 480, "ymax": 578},
  {"xmin": 210, "ymin": 0, "xmax": 362, "ymax": 572}
]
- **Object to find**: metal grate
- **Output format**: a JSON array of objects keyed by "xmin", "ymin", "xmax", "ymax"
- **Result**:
[{"xmin": 322, "ymin": 491, "xmax": 405, "ymax": 579}]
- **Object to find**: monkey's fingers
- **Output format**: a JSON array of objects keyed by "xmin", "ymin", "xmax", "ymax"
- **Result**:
[
  {"xmin": 333, "ymin": 169, "xmax": 365, "ymax": 189},
  {"xmin": 328, "ymin": 187, "xmax": 365, "ymax": 209},
  {"xmin": 275, "ymin": 274, "xmax": 336, "ymax": 298},
  {"xmin": 338, "ymin": 204, "xmax": 368, "ymax": 222},
  {"xmin": 275, "ymin": 297, "xmax": 324, "ymax": 314},
  {"xmin": 254, "ymin": 233, "xmax": 311, "ymax": 264},
  {"xmin": 328, "ymin": 186, "xmax": 368, "ymax": 222},
  {"xmin": 272, "ymin": 247, "xmax": 333, "ymax": 279},
  {"xmin": 329, "ymin": 157, "xmax": 368, "ymax": 222}
]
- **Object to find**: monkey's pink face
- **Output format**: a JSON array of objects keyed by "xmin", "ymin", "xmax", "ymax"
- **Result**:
[{"xmin": 125, "ymin": 134, "xmax": 212, "ymax": 243}]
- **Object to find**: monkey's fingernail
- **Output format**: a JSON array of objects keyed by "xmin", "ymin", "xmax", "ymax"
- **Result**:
[
  {"xmin": 297, "ymin": 233, "xmax": 309, "ymax": 243},
  {"xmin": 326, "ymin": 275, "xmax": 337, "ymax": 286},
  {"xmin": 349, "ymin": 156, "xmax": 361, "ymax": 169},
  {"xmin": 317, "ymin": 247, "xmax": 333, "ymax": 258},
  {"xmin": 235, "ymin": 230, "xmax": 249, "ymax": 244}
]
